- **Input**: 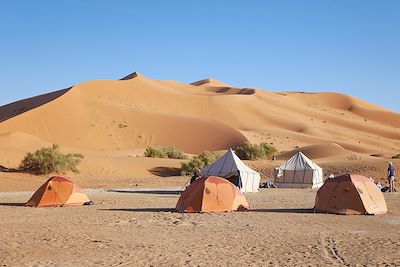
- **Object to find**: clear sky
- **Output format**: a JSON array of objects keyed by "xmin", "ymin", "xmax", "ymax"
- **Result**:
[{"xmin": 0, "ymin": 1, "xmax": 399, "ymax": 112}]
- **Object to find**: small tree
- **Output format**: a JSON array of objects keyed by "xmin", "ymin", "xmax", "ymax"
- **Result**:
[
  {"xmin": 180, "ymin": 151, "xmax": 219, "ymax": 175},
  {"xmin": 20, "ymin": 144, "xmax": 84, "ymax": 175}
]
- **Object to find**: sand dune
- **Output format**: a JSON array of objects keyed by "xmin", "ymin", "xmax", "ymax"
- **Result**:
[
  {"xmin": 0, "ymin": 88, "xmax": 70, "ymax": 123},
  {"xmin": 190, "ymin": 78, "xmax": 231, "ymax": 87},
  {"xmin": 285, "ymin": 92, "xmax": 400, "ymax": 128},
  {"xmin": 0, "ymin": 72, "xmax": 399, "ymax": 168},
  {"xmin": 278, "ymin": 143, "xmax": 351, "ymax": 160}
]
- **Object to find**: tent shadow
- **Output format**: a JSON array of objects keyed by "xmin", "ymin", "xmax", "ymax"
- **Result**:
[
  {"xmin": 0, "ymin": 202, "xmax": 26, "ymax": 207},
  {"xmin": 99, "ymin": 208, "xmax": 175, "ymax": 212},
  {"xmin": 249, "ymin": 208, "xmax": 314, "ymax": 214},
  {"xmin": 108, "ymin": 189, "xmax": 182, "ymax": 195}
]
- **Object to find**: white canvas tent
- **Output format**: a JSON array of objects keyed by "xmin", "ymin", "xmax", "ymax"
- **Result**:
[
  {"xmin": 275, "ymin": 151, "xmax": 323, "ymax": 188},
  {"xmin": 201, "ymin": 149, "xmax": 261, "ymax": 193}
]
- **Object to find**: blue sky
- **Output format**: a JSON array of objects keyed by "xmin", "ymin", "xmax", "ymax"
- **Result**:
[{"xmin": 0, "ymin": 1, "xmax": 399, "ymax": 112}]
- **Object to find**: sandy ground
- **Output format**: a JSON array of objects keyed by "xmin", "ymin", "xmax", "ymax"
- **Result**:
[{"xmin": 0, "ymin": 189, "xmax": 399, "ymax": 266}]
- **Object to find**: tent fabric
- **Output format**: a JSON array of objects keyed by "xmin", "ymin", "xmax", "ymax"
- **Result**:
[
  {"xmin": 200, "ymin": 149, "xmax": 261, "ymax": 193},
  {"xmin": 315, "ymin": 174, "xmax": 388, "ymax": 215},
  {"xmin": 274, "ymin": 151, "xmax": 323, "ymax": 188},
  {"xmin": 26, "ymin": 176, "xmax": 91, "ymax": 207},
  {"xmin": 176, "ymin": 176, "xmax": 249, "ymax": 213}
]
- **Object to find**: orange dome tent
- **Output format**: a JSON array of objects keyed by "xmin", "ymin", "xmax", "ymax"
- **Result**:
[
  {"xmin": 26, "ymin": 176, "xmax": 92, "ymax": 207},
  {"xmin": 176, "ymin": 176, "xmax": 249, "ymax": 213},
  {"xmin": 315, "ymin": 174, "xmax": 387, "ymax": 215}
]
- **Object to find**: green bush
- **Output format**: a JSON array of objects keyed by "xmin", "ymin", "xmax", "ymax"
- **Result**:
[
  {"xmin": 260, "ymin": 142, "xmax": 278, "ymax": 157},
  {"xmin": 180, "ymin": 151, "xmax": 219, "ymax": 175},
  {"xmin": 234, "ymin": 141, "xmax": 277, "ymax": 160},
  {"xmin": 144, "ymin": 146, "xmax": 187, "ymax": 159},
  {"xmin": 144, "ymin": 147, "xmax": 165, "ymax": 158},
  {"xmin": 20, "ymin": 144, "xmax": 84, "ymax": 175}
]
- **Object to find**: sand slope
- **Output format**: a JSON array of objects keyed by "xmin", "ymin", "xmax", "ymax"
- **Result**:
[
  {"xmin": 0, "ymin": 72, "xmax": 399, "ymax": 186},
  {"xmin": 0, "ymin": 72, "xmax": 399, "ymax": 156}
]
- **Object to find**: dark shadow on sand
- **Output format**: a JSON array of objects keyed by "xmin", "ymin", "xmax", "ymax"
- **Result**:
[
  {"xmin": 0, "ymin": 202, "xmax": 26, "ymax": 207},
  {"xmin": 99, "ymin": 208, "xmax": 175, "ymax": 212},
  {"xmin": 0, "ymin": 165, "xmax": 21, "ymax": 173},
  {"xmin": 108, "ymin": 189, "xmax": 182, "ymax": 195},
  {"xmin": 249, "ymin": 208, "xmax": 314, "ymax": 214},
  {"xmin": 148, "ymin": 167, "xmax": 181, "ymax": 177},
  {"xmin": 0, "ymin": 88, "xmax": 71, "ymax": 123}
]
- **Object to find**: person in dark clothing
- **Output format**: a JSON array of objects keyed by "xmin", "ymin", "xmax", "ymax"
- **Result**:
[
  {"xmin": 236, "ymin": 170, "xmax": 242, "ymax": 188},
  {"xmin": 190, "ymin": 174, "xmax": 197, "ymax": 184},
  {"xmin": 190, "ymin": 168, "xmax": 201, "ymax": 184},
  {"xmin": 388, "ymin": 162, "xmax": 395, "ymax": 192}
]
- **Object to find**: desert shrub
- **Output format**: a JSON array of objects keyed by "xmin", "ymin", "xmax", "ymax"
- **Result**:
[
  {"xmin": 20, "ymin": 144, "xmax": 84, "ymax": 175},
  {"xmin": 260, "ymin": 142, "xmax": 278, "ymax": 157},
  {"xmin": 144, "ymin": 146, "xmax": 187, "ymax": 159},
  {"xmin": 163, "ymin": 146, "xmax": 187, "ymax": 159},
  {"xmin": 234, "ymin": 141, "xmax": 277, "ymax": 160},
  {"xmin": 144, "ymin": 147, "xmax": 165, "ymax": 158},
  {"xmin": 180, "ymin": 151, "xmax": 219, "ymax": 175},
  {"xmin": 392, "ymin": 154, "xmax": 400, "ymax": 159}
]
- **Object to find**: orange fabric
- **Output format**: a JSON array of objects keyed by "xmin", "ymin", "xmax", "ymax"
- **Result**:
[
  {"xmin": 26, "ymin": 176, "xmax": 90, "ymax": 207},
  {"xmin": 315, "ymin": 174, "xmax": 387, "ymax": 215},
  {"xmin": 176, "ymin": 176, "xmax": 249, "ymax": 213}
]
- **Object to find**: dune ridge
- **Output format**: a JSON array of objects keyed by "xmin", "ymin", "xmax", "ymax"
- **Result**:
[{"xmin": 0, "ymin": 88, "xmax": 70, "ymax": 123}]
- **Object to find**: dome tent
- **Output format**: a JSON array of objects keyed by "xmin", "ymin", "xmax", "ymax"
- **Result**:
[
  {"xmin": 200, "ymin": 149, "xmax": 261, "ymax": 193},
  {"xmin": 26, "ymin": 176, "xmax": 92, "ymax": 207},
  {"xmin": 274, "ymin": 151, "xmax": 323, "ymax": 188},
  {"xmin": 315, "ymin": 174, "xmax": 387, "ymax": 215},
  {"xmin": 176, "ymin": 176, "xmax": 249, "ymax": 213}
]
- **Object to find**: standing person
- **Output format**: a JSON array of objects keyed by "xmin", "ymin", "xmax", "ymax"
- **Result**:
[
  {"xmin": 388, "ymin": 162, "xmax": 395, "ymax": 192},
  {"xmin": 190, "ymin": 168, "xmax": 201, "ymax": 184}
]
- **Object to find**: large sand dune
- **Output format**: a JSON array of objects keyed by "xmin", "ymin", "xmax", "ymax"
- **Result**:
[
  {"xmin": 0, "ymin": 72, "xmax": 399, "ymax": 156},
  {"xmin": 0, "ymin": 72, "xmax": 399, "ymax": 189}
]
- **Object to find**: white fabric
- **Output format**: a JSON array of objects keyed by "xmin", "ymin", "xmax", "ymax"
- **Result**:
[
  {"xmin": 201, "ymin": 149, "xmax": 261, "ymax": 193},
  {"xmin": 275, "ymin": 151, "xmax": 323, "ymax": 188}
]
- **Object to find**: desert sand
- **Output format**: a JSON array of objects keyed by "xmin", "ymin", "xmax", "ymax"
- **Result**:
[
  {"xmin": 0, "ymin": 72, "xmax": 399, "ymax": 156},
  {"xmin": 1, "ymin": 189, "xmax": 400, "ymax": 266},
  {"xmin": 0, "ymin": 72, "xmax": 399, "ymax": 266}
]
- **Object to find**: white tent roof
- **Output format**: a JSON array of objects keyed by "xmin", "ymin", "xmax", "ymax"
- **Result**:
[
  {"xmin": 201, "ymin": 149, "xmax": 261, "ymax": 193},
  {"xmin": 278, "ymin": 151, "xmax": 321, "ymax": 171}
]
